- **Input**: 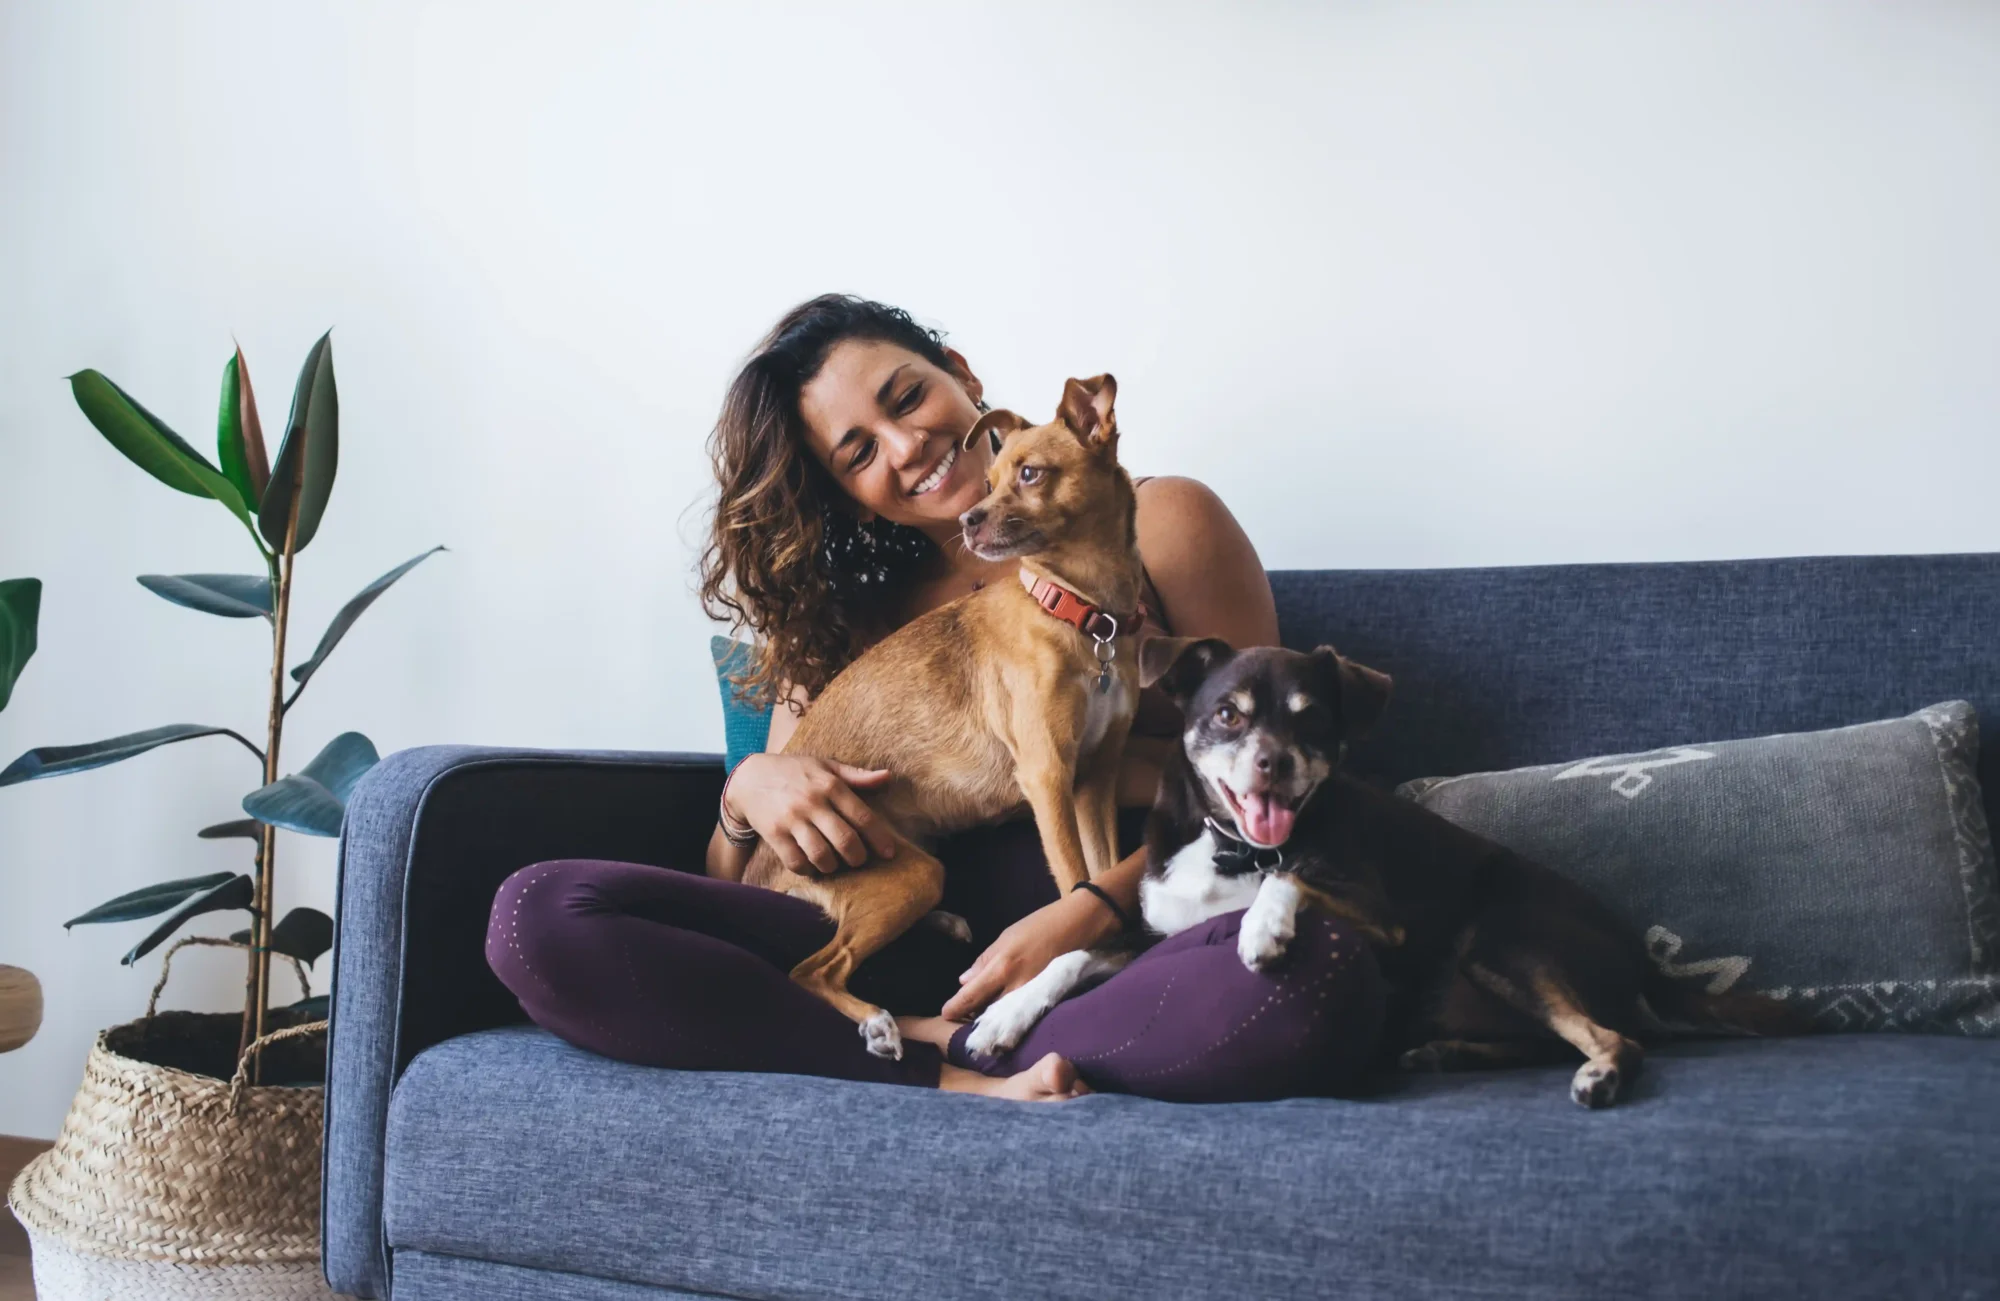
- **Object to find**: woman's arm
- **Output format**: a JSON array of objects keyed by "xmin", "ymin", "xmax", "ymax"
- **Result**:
[
  {"xmin": 703, "ymin": 682, "xmax": 897, "ymax": 879},
  {"xmin": 1114, "ymin": 476, "xmax": 1280, "ymax": 807}
]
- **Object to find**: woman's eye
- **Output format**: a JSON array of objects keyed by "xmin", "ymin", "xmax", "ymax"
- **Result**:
[
  {"xmin": 847, "ymin": 441, "xmax": 875, "ymax": 472},
  {"xmin": 896, "ymin": 384, "xmax": 924, "ymax": 416},
  {"xmin": 1018, "ymin": 465, "xmax": 1042, "ymax": 485},
  {"xmin": 1215, "ymin": 703, "xmax": 1240, "ymax": 726}
]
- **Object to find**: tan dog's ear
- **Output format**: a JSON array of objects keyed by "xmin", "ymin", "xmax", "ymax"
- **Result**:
[
  {"xmin": 1140, "ymin": 635, "xmax": 1234, "ymax": 703},
  {"xmin": 1312, "ymin": 646, "xmax": 1393, "ymax": 737},
  {"xmin": 1057, "ymin": 374, "xmax": 1118, "ymax": 449},
  {"xmin": 964, "ymin": 408, "xmax": 1030, "ymax": 454}
]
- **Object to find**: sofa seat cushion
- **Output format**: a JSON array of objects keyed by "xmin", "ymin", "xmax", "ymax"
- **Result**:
[{"xmin": 384, "ymin": 1027, "xmax": 2000, "ymax": 1301}]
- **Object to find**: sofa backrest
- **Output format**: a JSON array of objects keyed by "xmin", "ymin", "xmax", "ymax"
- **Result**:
[{"xmin": 1270, "ymin": 553, "xmax": 2000, "ymax": 836}]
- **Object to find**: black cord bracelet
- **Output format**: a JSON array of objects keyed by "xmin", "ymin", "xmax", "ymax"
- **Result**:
[{"xmin": 1072, "ymin": 880, "xmax": 1134, "ymax": 932}]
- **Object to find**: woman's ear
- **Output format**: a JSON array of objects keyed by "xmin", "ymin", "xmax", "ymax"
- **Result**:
[{"xmin": 943, "ymin": 347, "xmax": 984, "ymax": 408}]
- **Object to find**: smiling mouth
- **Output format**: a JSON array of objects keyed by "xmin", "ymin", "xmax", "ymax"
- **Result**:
[
  {"xmin": 910, "ymin": 444, "xmax": 958, "ymax": 497},
  {"xmin": 1217, "ymin": 782, "xmax": 1305, "ymax": 849}
]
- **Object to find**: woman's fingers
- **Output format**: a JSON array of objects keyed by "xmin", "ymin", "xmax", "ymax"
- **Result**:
[
  {"xmin": 942, "ymin": 955, "xmax": 1009, "ymax": 1020},
  {"xmin": 831, "ymin": 762, "xmax": 893, "ymax": 788},
  {"xmin": 808, "ymin": 807, "xmax": 872, "ymax": 869},
  {"xmin": 785, "ymin": 820, "xmax": 843, "ymax": 876},
  {"xmin": 827, "ymin": 784, "xmax": 898, "ymax": 860}
]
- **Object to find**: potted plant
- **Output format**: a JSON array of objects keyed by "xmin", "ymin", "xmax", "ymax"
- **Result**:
[
  {"xmin": 4, "ymin": 335, "xmax": 441, "ymax": 1299},
  {"xmin": 0, "ymin": 578, "xmax": 45, "ymax": 1055}
]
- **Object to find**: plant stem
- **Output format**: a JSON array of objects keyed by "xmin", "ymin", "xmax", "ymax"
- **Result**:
[{"xmin": 243, "ymin": 478, "xmax": 302, "ymax": 1082}]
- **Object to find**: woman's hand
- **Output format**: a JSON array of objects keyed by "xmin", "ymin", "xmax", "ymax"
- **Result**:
[
  {"xmin": 941, "ymin": 889, "xmax": 1120, "ymax": 1021},
  {"xmin": 724, "ymin": 752, "xmax": 899, "ymax": 876}
]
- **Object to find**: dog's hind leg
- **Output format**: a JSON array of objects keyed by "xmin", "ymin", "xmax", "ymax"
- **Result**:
[
  {"xmin": 787, "ymin": 840, "xmax": 946, "ymax": 1060},
  {"xmin": 1463, "ymin": 958, "xmax": 1645, "ymax": 1108},
  {"xmin": 1397, "ymin": 1038, "xmax": 1574, "ymax": 1072}
]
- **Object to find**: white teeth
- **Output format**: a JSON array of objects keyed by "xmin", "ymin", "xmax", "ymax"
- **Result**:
[{"xmin": 912, "ymin": 444, "xmax": 957, "ymax": 496}]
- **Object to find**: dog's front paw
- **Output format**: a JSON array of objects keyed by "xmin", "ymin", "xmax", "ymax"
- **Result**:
[
  {"xmin": 860, "ymin": 1010, "xmax": 903, "ymax": 1060},
  {"xmin": 1238, "ymin": 901, "xmax": 1296, "ymax": 971},
  {"xmin": 1570, "ymin": 1060, "xmax": 1621, "ymax": 1109},
  {"xmin": 966, "ymin": 986, "xmax": 1047, "ymax": 1058}
]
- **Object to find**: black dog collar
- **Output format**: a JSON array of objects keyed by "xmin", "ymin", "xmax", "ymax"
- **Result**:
[{"xmin": 1204, "ymin": 816, "xmax": 1286, "ymax": 876}]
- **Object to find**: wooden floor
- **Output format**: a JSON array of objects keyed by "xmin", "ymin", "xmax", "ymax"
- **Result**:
[{"xmin": 0, "ymin": 1135, "xmax": 51, "ymax": 1301}]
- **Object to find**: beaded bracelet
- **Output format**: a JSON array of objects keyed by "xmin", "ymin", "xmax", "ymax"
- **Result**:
[{"xmin": 718, "ymin": 766, "xmax": 758, "ymax": 847}]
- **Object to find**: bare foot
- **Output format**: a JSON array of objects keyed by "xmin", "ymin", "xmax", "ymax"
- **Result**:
[
  {"xmin": 938, "ymin": 1053, "xmax": 1089, "ymax": 1102},
  {"xmin": 895, "ymin": 1015, "xmax": 961, "ymax": 1050}
]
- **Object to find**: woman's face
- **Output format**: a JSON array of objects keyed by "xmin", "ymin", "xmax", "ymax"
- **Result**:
[{"xmin": 797, "ymin": 338, "xmax": 992, "ymax": 541}]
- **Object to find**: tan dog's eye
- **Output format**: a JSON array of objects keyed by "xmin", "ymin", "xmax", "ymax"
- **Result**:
[
  {"xmin": 1214, "ymin": 702, "xmax": 1241, "ymax": 727},
  {"xmin": 1018, "ymin": 465, "xmax": 1043, "ymax": 486}
]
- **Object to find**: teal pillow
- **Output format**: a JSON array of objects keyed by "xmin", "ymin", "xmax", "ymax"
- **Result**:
[{"xmin": 710, "ymin": 636, "xmax": 773, "ymax": 775}]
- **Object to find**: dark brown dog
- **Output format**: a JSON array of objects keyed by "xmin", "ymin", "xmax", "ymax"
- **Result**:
[
  {"xmin": 738, "ymin": 375, "xmax": 1146, "ymax": 1061},
  {"xmin": 1127, "ymin": 638, "xmax": 1802, "ymax": 1108}
]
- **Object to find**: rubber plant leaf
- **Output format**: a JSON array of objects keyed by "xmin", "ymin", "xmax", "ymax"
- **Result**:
[
  {"xmin": 68, "ymin": 370, "xmax": 254, "ymax": 534},
  {"xmin": 121, "ymin": 873, "xmax": 256, "ymax": 965},
  {"xmin": 65, "ymin": 871, "xmax": 241, "ymax": 927},
  {"xmin": 1, "ymin": 724, "xmax": 256, "ymax": 788},
  {"xmin": 0, "ymin": 577, "xmax": 40, "ymax": 713},
  {"xmin": 269, "ymin": 907, "xmax": 334, "ymax": 966},
  {"xmin": 258, "ymin": 332, "xmax": 338, "ymax": 552},
  {"xmin": 241, "ymin": 731, "xmax": 378, "ymax": 837},
  {"xmin": 217, "ymin": 346, "xmax": 271, "ymax": 509},
  {"xmin": 197, "ymin": 818, "xmax": 264, "ymax": 841},
  {"xmin": 230, "ymin": 909, "xmax": 332, "ymax": 965},
  {"xmin": 137, "ymin": 573, "xmax": 273, "ymax": 619},
  {"xmin": 290, "ymin": 547, "xmax": 445, "ymax": 686}
]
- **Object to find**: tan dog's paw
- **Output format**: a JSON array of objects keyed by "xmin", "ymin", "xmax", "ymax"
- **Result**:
[{"xmin": 860, "ymin": 1010, "xmax": 903, "ymax": 1060}]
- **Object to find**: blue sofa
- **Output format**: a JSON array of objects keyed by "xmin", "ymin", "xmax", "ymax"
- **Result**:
[{"xmin": 323, "ymin": 554, "xmax": 2000, "ymax": 1300}]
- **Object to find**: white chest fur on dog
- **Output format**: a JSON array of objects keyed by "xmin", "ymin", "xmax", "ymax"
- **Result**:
[{"xmin": 1139, "ymin": 829, "xmax": 1265, "ymax": 936}]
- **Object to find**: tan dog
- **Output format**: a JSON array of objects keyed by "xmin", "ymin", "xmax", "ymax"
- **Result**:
[{"xmin": 742, "ymin": 374, "xmax": 1144, "ymax": 1059}]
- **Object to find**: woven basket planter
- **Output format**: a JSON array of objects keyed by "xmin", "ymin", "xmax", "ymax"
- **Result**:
[{"xmin": 7, "ymin": 1008, "xmax": 337, "ymax": 1300}]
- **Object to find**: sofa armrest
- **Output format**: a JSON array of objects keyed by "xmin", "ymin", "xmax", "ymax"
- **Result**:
[{"xmin": 321, "ymin": 745, "xmax": 724, "ymax": 1299}]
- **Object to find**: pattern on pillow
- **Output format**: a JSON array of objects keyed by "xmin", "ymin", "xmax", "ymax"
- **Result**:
[{"xmin": 1400, "ymin": 702, "xmax": 2000, "ymax": 1036}]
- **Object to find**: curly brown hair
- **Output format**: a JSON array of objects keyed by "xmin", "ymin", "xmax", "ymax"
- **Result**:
[{"xmin": 700, "ymin": 294, "xmax": 963, "ymax": 709}]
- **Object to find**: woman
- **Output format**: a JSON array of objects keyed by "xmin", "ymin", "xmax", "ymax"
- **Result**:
[{"xmin": 487, "ymin": 295, "xmax": 1383, "ymax": 1103}]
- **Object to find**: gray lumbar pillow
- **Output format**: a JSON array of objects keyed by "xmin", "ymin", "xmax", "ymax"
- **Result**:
[{"xmin": 1398, "ymin": 702, "xmax": 2000, "ymax": 1035}]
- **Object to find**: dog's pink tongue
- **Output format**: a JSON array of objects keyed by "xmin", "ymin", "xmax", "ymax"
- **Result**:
[{"xmin": 1239, "ymin": 792, "xmax": 1295, "ymax": 847}]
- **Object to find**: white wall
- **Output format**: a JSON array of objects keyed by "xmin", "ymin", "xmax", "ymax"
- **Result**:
[{"xmin": 3, "ymin": 0, "xmax": 1997, "ymax": 1137}]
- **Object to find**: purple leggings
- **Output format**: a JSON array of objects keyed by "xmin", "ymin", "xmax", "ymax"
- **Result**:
[{"xmin": 486, "ymin": 850, "xmax": 1384, "ymax": 1102}]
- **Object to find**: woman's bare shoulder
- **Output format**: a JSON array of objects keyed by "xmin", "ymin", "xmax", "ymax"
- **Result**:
[{"xmin": 1133, "ymin": 475, "xmax": 1279, "ymax": 647}]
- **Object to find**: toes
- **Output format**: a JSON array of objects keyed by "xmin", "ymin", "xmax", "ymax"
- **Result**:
[
  {"xmin": 1398, "ymin": 1046, "xmax": 1445, "ymax": 1072},
  {"xmin": 1571, "ymin": 1061, "xmax": 1620, "ymax": 1108},
  {"xmin": 1237, "ymin": 932, "xmax": 1288, "ymax": 971},
  {"xmin": 860, "ymin": 1010, "xmax": 903, "ymax": 1060}
]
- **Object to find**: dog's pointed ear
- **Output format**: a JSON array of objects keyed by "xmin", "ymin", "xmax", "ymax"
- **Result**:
[
  {"xmin": 1312, "ymin": 646, "xmax": 1393, "ymax": 738},
  {"xmin": 964, "ymin": 408, "xmax": 1030, "ymax": 455},
  {"xmin": 1057, "ymin": 374, "xmax": 1118, "ymax": 450},
  {"xmin": 1140, "ymin": 636, "xmax": 1234, "ymax": 703}
]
